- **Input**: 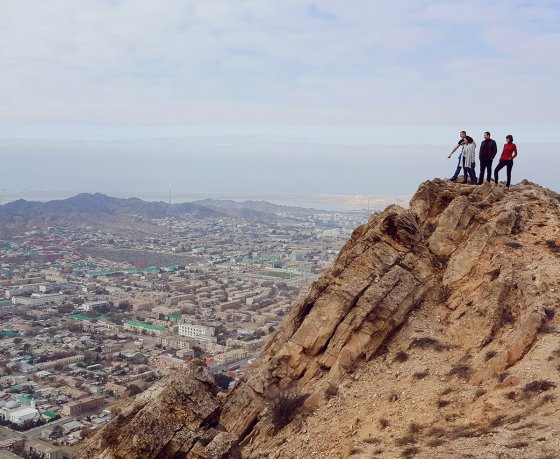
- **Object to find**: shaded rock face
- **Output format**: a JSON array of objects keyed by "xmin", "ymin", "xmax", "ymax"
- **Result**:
[
  {"xmin": 79, "ymin": 363, "xmax": 237, "ymax": 459},
  {"xmin": 80, "ymin": 180, "xmax": 560, "ymax": 459}
]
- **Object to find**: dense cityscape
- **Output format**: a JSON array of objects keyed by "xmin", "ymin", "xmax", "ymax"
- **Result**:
[{"xmin": 0, "ymin": 201, "xmax": 371, "ymax": 458}]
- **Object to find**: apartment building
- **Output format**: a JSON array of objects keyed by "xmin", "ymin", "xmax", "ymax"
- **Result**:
[
  {"xmin": 178, "ymin": 323, "xmax": 215, "ymax": 340},
  {"xmin": 157, "ymin": 336, "xmax": 191, "ymax": 350},
  {"xmin": 61, "ymin": 395, "xmax": 105, "ymax": 416}
]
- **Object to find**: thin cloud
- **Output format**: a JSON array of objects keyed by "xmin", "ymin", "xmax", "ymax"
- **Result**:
[{"xmin": 0, "ymin": 0, "xmax": 558, "ymax": 126}]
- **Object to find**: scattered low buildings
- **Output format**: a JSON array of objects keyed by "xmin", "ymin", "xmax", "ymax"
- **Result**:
[{"xmin": 0, "ymin": 201, "xmax": 368, "ymax": 450}]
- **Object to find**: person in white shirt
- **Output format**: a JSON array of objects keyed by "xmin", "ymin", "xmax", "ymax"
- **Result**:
[{"xmin": 462, "ymin": 136, "xmax": 477, "ymax": 184}]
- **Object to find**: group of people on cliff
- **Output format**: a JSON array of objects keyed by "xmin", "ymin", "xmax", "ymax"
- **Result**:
[{"xmin": 447, "ymin": 131, "xmax": 518, "ymax": 187}]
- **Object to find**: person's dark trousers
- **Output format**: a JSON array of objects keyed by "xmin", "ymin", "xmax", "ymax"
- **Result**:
[
  {"xmin": 463, "ymin": 167, "xmax": 477, "ymax": 184},
  {"xmin": 450, "ymin": 158, "xmax": 462, "ymax": 181},
  {"xmin": 494, "ymin": 159, "xmax": 514, "ymax": 187},
  {"xmin": 478, "ymin": 158, "xmax": 493, "ymax": 184}
]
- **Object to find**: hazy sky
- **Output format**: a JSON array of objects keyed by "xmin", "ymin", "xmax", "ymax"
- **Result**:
[{"xmin": 1, "ymin": 0, "xmax": 559, "ymax": 199}]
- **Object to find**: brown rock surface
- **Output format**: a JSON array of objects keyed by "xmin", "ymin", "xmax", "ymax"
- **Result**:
[
  {"xmin": 79, "ymin": 179, "xmax": 560, "ymax": 459},
  {"xmin": 79, "ymin": 362, "xmax": 226, "ymax": 459}
]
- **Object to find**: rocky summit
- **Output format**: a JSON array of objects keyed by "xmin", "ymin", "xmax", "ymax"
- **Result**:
[{"xmin": 79, "ymin": 179, "xmax": 560, "ymax": 459}]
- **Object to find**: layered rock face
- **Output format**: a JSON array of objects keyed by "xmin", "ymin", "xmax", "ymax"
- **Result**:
[{"xmin": 80, "ymin": 180, "xmax": 560, "ymax": 459}]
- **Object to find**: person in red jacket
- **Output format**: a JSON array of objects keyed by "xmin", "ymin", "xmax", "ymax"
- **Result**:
[{"xmin": 494, "ymin": 135, "xmax": 518, "ymax": 187}]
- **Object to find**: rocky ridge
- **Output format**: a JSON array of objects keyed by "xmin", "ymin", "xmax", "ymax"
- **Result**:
[{"xmin": 80, "ymin": 179, "xmax": 560, "ymax": 458}]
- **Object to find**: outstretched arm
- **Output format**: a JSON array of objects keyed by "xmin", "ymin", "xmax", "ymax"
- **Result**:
[{"xmin": 448, "ymin": 144, "xmax": 460, "ymax": 158}]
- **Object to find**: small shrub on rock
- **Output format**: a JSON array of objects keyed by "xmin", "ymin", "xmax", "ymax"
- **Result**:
[
  {"xmin": 395, "ymin": 435, "xmax": 416, "ymax": 446},
  {"xmin": 271, "ymin": 392, "xmax": 308, "ymax": 431},
  {"xmin": 409, "ymin": 337, "xmax": 448, "ymax": 352},
  {"xmin": 401, "ymin": 447, "xmax": 420, "ymax": 458},
  {"xmin": 324, "ymin": 384, "xmax": 338, "ymax": 399},
  {"xmin": 448, "ymin": 364, "xmax": 472, "ymax": 381},
  {"xmin": 379, "ymin": 418, "xmax": 390, "ymax": 429},
  {"xmin": 436, "ymin": 399, "xmax": 450, "ymax": 409},
  {"xmin": 393, "ymin": 351, "xmax": 409, "ymax": 363},
  {"xmin": 545, "ymin": 240, "xmax": 560, "ymax": 253},
  {"xmin": 498, "ymin": 372, "xmax": 510, "ymax": 383},
  {"xmin": 412, "ymin": 370, "xmax": 429, "ymax": 380},
  {"xmin": 523, "ymin": 380, "xmax": 556, "ymax": 398}
]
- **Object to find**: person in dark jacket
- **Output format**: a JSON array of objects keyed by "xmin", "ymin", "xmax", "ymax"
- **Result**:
[{"xmin": 477, "ymin": 131, "xmax": 497, "ymax": 184}]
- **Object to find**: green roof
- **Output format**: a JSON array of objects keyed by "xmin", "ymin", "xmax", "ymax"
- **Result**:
[
  {"xmin": 0, "ymin": 299, "xmax": 13, "ymax": 307},
  {"xmin": 41, "ymin": 411, "xmax": 58, "ymax": 419},
  {"xmin": 69, "ymin": 314, "xmax": 106, "ymax": 322},
  {"xmin": 165, "ymin": 314, "xmax": 181, "ymax": 320},
  {"xmin": 124, "ymin": 267, "xmax": 160, "ymax": 275},
  {"xmin": 126, "ymin": 321, "xmax": 165, "ymax": 331},
  {"xmin": 87, "ymin": 270, "xmax": 116, "ymax": 276},
  {"xmin": 17, "ymin": 395, "xmax": 36, "ymax": 404},
  {"xmin": 0, "ymin": 331, "xmax": 19, "ymax": 337},
  {"xmin": 142, "ymin": 267, "xmax": 160, "ymax": 273}
]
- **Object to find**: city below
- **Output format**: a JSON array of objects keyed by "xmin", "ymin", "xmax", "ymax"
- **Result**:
[{"xmin": 0, "ymin": 194, "xmax": 373, "ymax": 458}]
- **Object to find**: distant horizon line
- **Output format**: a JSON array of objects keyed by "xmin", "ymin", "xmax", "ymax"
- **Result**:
[{"xmin": 0, "ymin": 190, "xmax": 413, "ymax": 212}]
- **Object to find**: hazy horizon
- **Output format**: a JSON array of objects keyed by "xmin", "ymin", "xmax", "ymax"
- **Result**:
[{"xmin": 1, "ymin": 137, "xmax": 558, "ymax": 204}]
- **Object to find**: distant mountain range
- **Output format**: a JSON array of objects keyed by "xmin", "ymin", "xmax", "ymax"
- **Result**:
[
  {"xmin": 0, "ymin": 193, "xmax": 309, "ymax": 234},
  {"xmin": 192, "ymin": 198, "xmax": 317, "ymax": 218}
]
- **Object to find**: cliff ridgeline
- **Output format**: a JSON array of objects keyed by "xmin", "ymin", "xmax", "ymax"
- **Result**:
[{"xmin": 80, "ymin": 179, "xmax": 560, "ymax": 459}]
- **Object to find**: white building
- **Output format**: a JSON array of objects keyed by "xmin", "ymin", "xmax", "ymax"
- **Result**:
[
  {"xmin": 0, "ymin": 403, "xmax": 40, "ymax": 425},
  {"xmin": 81, "ymin": 300, "xmax": 110, "ymax": 311},
  {"xmin": 11, "ymin": 293, "xmax": 66, "ymax": 307},
  {"xmin": 9, "ymin": 407, "xmax": 40, "ymax": 425},
  {"xmin": 178, "ymin": 323, "xmax": 215, "ymax": 340}
]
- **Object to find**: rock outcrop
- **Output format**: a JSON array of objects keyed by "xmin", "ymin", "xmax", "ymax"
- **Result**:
[{"xmin": 80, "ymin": 180, "xmax": 560, "ymax": 459}]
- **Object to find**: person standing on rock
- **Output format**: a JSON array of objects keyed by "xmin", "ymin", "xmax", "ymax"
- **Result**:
[
  {"xmin": 478, "ymin": 131, "xmax": 497, "ymax": 184},
  {"xmin": 462, "ymin": 136, "xmax": 477, "ymax": 184},
  {"xmin": 494, "ymin": 135, "xmax": 518, "ymax": 187},
  {"xmin": 448, "ymin": 130, "xmax": 467, "ymax": 181}
]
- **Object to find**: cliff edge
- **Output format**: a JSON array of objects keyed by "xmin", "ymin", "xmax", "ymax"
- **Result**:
[{"xmin": 80, "ymin": 179, "xmax": 560, "ymax": 459}]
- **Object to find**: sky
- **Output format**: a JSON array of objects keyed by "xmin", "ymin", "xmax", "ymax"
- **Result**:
[{"xmin": 1, "ymin": 0, "xmax": 559, "ymax": 205}]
